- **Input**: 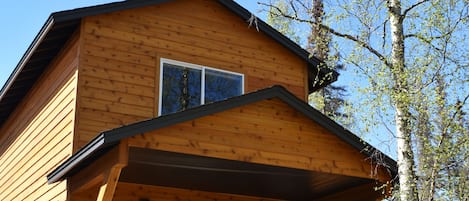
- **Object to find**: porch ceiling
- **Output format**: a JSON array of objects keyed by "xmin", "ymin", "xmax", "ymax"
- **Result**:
[{"xmin": 120, "ymin": 147, "xmax": 373, "ymax": 201}]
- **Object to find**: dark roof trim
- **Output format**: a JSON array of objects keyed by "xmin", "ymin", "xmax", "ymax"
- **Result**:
[
  {"xmin": 0, "ymin": 0, "xmax": 172, "ymax": 100},
  {"xmin": 218, "ymin": 1, "xmax": 338, "ymax": 91},
  {"xmin": 47, "ymin": 85, "xmax": 397, "ymax": 183},
  {"xmin": 218, "ymin": 1, "xmax": 318, "ymax": 64},
  {"xmin": 0, "ymin": 17, "xmax": 54, "ymax": 100},
  {"xmin": 47, "ymin": 134, "xmax": 112, "ymax": 184},
  {"xmin": 121, "ymin": 147, "xmax": 372, "ymax": 200},
  {"xmin": 1, "ymin": 0, "xmax": 337, "ymax": 128},
  {"xmin": 51, "ymin": 0, "xmax": 172, "ymax": 23}
]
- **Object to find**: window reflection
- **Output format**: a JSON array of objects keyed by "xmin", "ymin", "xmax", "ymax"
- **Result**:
[
  {"xmin": 161, "ymin": 63, "xmax": 201, "ymax": 115},
  {"xmin": 205, "ymin": 69, "xmax": 243, "ymax": 103},
  {"xmin": 160, "ymin": 59, "xmax": 243, "ymax": 116}
]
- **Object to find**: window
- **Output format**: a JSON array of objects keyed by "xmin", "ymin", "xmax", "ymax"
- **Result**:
[{"xmin": 159, "ymin": 58, "xmax": 244, "ymax": 115}]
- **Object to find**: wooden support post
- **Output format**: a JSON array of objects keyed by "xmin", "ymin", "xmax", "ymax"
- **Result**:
[
  {"xmin": 68, "ymin": 140, "xmax": 128, "ymax": 201},
  {"xmin": 96, "ymin": 167, "xmax": 122, "ymax": 201},
  {"xmin": 96, "ymin": 140, "xmax": 128, "ymax": 201}
]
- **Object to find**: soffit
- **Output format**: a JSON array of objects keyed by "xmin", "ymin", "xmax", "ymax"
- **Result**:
[
  {"xmin": 121, "ymin": 147, "xmax": 373, "ymax": 200},
  {"xmin": 47, "ymin": 86, "xmax": 397, "ymax": 184},
  {"xmin": 0, "ymin": 0, "xmax": 336, "ymax": 128}
]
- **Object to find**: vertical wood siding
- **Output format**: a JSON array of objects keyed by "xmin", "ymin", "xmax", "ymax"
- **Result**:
[
  {"xmin": 76, "ymin": 0, "xmax": 308, "ymax": 147},
  {"xmin": 0, "ymin": 36, "xmax": 78, "ymax": 200}
]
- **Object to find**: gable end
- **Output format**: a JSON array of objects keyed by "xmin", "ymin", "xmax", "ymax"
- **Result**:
[{"xmin": 0, "ymin": 0, "xmax": 337, "ymax": 128}]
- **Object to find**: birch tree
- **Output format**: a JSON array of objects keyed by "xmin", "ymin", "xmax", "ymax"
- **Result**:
[
  {"xmin": 261, "ymin": 0, "xmax": 469, "ymax": 200},
  {"xmin": 266, "ymin": 0, "xmax": 300, "ymax": 43}
]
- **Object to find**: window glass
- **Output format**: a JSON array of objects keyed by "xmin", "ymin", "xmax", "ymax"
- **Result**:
[
  {"xmin": 161, "ymin": 63, "xmax": 201, "ymax": 115},
  {"xmin": 205, "ymin": 69, "xmax": 243, "ymax": 103},
  {"xmin": 159, "ymin": 59, "xmax": 243, "ymax": 116}
]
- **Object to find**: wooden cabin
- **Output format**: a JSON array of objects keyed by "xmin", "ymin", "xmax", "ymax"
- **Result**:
[{"xmin": 0, "ymin": 0, "xmax": 397, "ymax": 200}]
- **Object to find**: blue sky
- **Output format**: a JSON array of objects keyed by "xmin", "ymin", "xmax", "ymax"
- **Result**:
[
  {"xmin": 0, "ymin": 1, "xmax": 397, "ymax": 158},
  {"xmin": 0, "ymin": 1, "xmax": 263, "ymax": 88}
]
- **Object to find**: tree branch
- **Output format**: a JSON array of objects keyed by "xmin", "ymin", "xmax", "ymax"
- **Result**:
[
  {"xmin": 402, "ymin": 0, "xmax": 430, "ymax": 18},
  {"xmin": 405, "ymin": 2, "xmax": 468, "ymax": 48},
  {"xmin": 260, "ymin": 2, "xmax": 391, "ymax": 68},
  {"xmin": 319, "ymin": 24, "xmax": 391, "ymax": 67},
  {"xmin": 445, "ymin": 93, "xmax": 469, "ymax": 129},
  {"xmin": 405, "ymin": 34, "xmax": 442, "ymax": 48}
]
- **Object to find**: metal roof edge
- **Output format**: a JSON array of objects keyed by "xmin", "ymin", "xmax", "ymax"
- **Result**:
[
  {"xmin": 217, "ymin": 1, "xmax": 335, "ymax": 78},
  {"xmin": 46, "ymin": 86, "xmax": 282, "ymax": 183},
  {"xmin": 217, "ymin": 1, "xmax": 320, "ymax": 64},
  {"xmin": 0, "ymin": 0, "xmax": 175, "ymax": 128},
  {"xmin": 1, "ymin": 0, "xmax": 337, "ymax": 128},
  {"xmin": 47, "ymin": 85, "xmax": 397, "ymax": 183},
  {"xmin": 47, "ymin": 133, "xmax": 108, "ymax": 183},
  {"xmin": 0, "ymin": 16, "xmax": 55, "ymax": 100},
  {"xmin": 217, "ymin": 0, "xmax": 338, "ymax": 92},
  {"xmin": 50, "ymin": 0, "xmax": 173, "ymax": 23},
  {"xmin": 105, "ymin": 86, "xmax": 282, "ymax": 142},
  {"xmin": 274, "ymin": 87, "xmax": 398, "ymax": 176},
  {"xmin": 2, "ymin": 0, "xmax": 173, "ymax": 98}
]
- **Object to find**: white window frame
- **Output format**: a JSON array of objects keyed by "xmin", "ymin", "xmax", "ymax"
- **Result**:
[{"xmin": 158, "ymin": 58, "xmax": 244, "ymax": 116}]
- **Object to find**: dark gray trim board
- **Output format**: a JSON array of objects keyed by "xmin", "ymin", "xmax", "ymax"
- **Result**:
[
  {"xmin": 217, "ymin": 0, "xmax": 339, "ymax": 92},
  {"xmin": 47, "ymin": 85, "xmax": 397, "ymax": 184},
  {"xmin": 119, "ymin": 147, "xmax": 372, "ymax": 200},
  {"xmin": 0, "ymin": 0, "xmax": 337, "ymax": 128}
]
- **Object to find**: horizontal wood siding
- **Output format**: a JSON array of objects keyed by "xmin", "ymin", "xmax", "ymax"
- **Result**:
[
  {"xmin": 77, "ymin": 0, "xmax": 308, "ymax": 147},
  {"xmin": 113, "ymin": 182, "xmax": 282, "ymax": 201},
  {"xmin": 128, "ymin": 98, "xmax": 391, "ymax": 181},
  {"xmin": 0, "ymin": 36, "xmax": 78, "ymax": 200}
]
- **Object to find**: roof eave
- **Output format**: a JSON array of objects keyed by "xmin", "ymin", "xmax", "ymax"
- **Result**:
[
  {"xmin": 1, "ymin": 0, "xmax": 173, "ymax": 100},
  {"xmin": 0, "ymin": 0, "xmax": 337, "ymax": 128},
  {"xmin": 47, "ymin": 133, "xmax": 112, "ymax": 183},
  {"xmin": 0, "ymin": 0, "xmax": 176, "ymax": 128},
  {"xmin": 217, "ymin": 1, "xmax": 336, "ymax": 81},
  {"xmin": 0, "ymin": 16, "xmax": 55, "ymax": 100},
  {"xmin": 217, "ymin": 1, "xmax": 338, "ymax": 93},
  {"xmin": 308, "ymin": 64, "xmax": 339, "ymax": 93},
  {"xmin": 50, "ymin": 0, "xmax": 173, "ymax": 23},
  {"xmin": 273, "ymin": 87, "xmax": 397, "ymax": 174},
  {"xmin": 47, "ymin": 86, "xmax": 397, "ymax": 184}
]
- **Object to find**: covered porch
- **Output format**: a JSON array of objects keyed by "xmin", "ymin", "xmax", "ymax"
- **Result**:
[
  {"xmin": 48, "ymin": 86, "xmax": 395, "ymax": 201},
  {"xmin": 65, "ymin": 143, "xmax": 386, "ymax": 201}
]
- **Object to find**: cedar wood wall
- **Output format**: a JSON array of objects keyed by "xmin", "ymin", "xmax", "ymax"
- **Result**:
[
  {"xmin": 76, "ymin": 0, "xmax": 309, "ymax": 148},
  {"xmin": 0, "ymin": 0, "xmax": 309, "ymax": 200},
  {"xmin": 127, "ymin": 98, "xmax": 390, "ymax": 181},
  {"xmin": 0, "ymin": 0, "xmax": 382, "ymax": 200},
  {"xmin": 113, "ymin": 98, "xmax": 388, "ymax": 200},
  {"xmin": 0, "ymin": 34, "xmax": 78, "ymax": 200}
]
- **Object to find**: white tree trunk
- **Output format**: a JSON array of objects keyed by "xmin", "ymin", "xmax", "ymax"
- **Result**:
[
  {"xmin": 389, "ymin": 0, "xmax": 419, "ymax": 200},
  {"xmin": 395, "ymin": 105, "xmax": 418, "ymax": 200}
]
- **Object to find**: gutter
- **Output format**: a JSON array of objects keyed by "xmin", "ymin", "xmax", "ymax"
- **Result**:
[
  {"xmin": 47, "ymin": 86, "xmax": 397, "ymax": 183},
  {"xmin": 47, "ymin": 133, "xmax": 114, "ymax": 183},
  {"xmin": 0, "ymin": 16, "xmax": 55, "ymax": 99},
  {"xmin": 217, "ymin": 0, "xmax": 339, "ymax": 90}
]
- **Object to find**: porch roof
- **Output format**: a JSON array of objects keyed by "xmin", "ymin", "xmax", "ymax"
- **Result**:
[
  {"xmin": 47, "ymin": 85, "xmax": 397, "ymax": 184},
  {"xmin": 119, "ymin": 147, "xmax": 374, "ymax": 200}
]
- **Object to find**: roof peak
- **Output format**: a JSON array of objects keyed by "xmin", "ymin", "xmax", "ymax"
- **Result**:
[
  {"xmin": 0, "ymin": 0, "xmax": 336, "ymax": 128},
  {"xmin": 47, "ymin": 85, "xmax": 396, "ymax": 183}
]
